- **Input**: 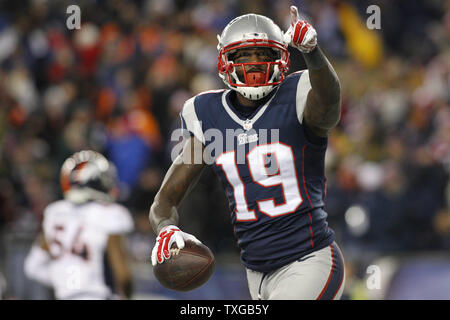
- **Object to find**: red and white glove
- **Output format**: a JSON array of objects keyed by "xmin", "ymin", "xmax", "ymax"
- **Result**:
[
  {"xmin": 283, "ymin": 6, "xmax": 317, "ymax": 53},
  {"xmin": 151, "ymin": 225, "xmax": 201, "ymax": 266}
]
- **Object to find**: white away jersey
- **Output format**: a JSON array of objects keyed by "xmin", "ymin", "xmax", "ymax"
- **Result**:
[{"xmin": 42, "ymin": 200, "xmax": 134, "ymax": 299}]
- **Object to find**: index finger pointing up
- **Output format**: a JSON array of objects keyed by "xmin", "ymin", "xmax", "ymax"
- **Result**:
[{"xmin": 290, "ymin": 5, "xmax": 299, "ymax": 26}]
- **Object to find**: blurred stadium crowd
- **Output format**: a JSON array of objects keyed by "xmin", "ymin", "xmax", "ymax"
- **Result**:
[{"xmin": 0, "ymin": 0, "xmax": 448, "ymax": 299}]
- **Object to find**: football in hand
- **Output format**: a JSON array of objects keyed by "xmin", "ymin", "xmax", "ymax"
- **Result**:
[{"xmin": 153, "ymin": 240, "xmax": 215, "ymax": 291}]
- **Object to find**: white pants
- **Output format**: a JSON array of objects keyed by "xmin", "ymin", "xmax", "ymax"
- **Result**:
[{"xmin": 246, "ymin": 242, "xmax": 345, "ymax": 300}]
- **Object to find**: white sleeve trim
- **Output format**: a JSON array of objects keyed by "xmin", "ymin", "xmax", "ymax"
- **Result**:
[
  {"xmin": 181, "ymin": 97, "xmax": 205, "ymax": 145},
  {"xmin": 296, "ymin": 70, "xmax": 312, "ymax": 124}
]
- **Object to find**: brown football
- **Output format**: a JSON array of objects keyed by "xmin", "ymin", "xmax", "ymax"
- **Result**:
[{"xmin": 153, "ymin": 240, "xmax": 215, "ymax": 291}]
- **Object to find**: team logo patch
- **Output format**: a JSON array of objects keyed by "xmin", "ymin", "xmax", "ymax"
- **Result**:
[{"xmin": 238, "ymin": 133, "xmax": 258, "ymax": 145}]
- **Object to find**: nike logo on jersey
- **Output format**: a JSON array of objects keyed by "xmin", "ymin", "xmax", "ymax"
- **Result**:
[{"xmin": 297, "ymin": 255, "xmax": 315, "ymax": 262}]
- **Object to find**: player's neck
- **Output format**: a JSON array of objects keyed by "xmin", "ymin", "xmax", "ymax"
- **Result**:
[
  {"xmin": 236, "ymin": 91, "xmax": 273, "ymax": 108},
  {"xmin": 236, "ymin": 93, "xmax": 259, "ymax": 108}
]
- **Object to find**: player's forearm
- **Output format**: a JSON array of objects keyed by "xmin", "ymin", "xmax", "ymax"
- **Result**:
[
  {"xmin": 149, "ymin": 166, "xmax": 204, "ymax": 233},
  {"xmin": 150, "ymin": 138, "xmax": 206, "ymax": 234},
  {"xmin": 115, "ymin": 266, "xmax": 133, "ymax": 299},
  {"xmin": 149, "ymin": 194, "xmax": 180, "ymax": 234},
  {"xmin": 120, "ymin": 280, "xmax": 133, "ymax": 299},
  {"xmin": 106, "ymin": 235, "xmax": 134, "ymax": 299},
  {"xmin": 24, "ymin": 244, "xmax": 52, "ymax": 286},
  {"xmin": 303, "ymin": 46, "xmax": 341, "ymax": 129}
]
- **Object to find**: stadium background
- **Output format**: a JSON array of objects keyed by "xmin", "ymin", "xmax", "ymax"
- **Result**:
[{"xmin": 0, "ymin": 0, "xmax": 448, "ymax": 300}]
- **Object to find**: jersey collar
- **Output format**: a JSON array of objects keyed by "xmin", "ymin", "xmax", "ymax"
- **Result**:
[{"xmin": 221, "ymin": 88, "xmax": 278, "ymax": 131}]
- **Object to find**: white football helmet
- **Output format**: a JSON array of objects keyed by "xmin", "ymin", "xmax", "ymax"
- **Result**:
[
  {"xmin": 60, "ymin": 150, "xmax": 118, "ymax": 204},
  {"xmin": 217, "ymin": 14, "xmax": 290, "ymax": 100}
]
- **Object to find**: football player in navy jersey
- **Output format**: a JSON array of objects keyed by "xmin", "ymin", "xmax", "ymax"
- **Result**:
[{"xmin": 149, "ymin": 6, "xmax": 345, "ymax": 299}]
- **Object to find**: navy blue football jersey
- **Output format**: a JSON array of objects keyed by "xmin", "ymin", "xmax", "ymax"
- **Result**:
[{"xmin": 180, "ymin": 70, "xmax": 335, "ymax": 273}]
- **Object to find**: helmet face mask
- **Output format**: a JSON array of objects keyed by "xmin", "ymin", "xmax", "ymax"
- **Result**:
[
  {"xmin": 225, "ymin": 45, "xmax": 283, "ymax": 85},
  {"xmin": 60, "ymin": 150, "xmax": 118, "ymax": 204},
  {"xmin": 217, "ymin": 15, "xmax": 290, "ymax": 100}
]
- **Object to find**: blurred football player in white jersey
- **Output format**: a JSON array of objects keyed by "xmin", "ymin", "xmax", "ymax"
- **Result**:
[{"xmin": 24, "ymin": 150, "xmax": 134, "ymax": 300}]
